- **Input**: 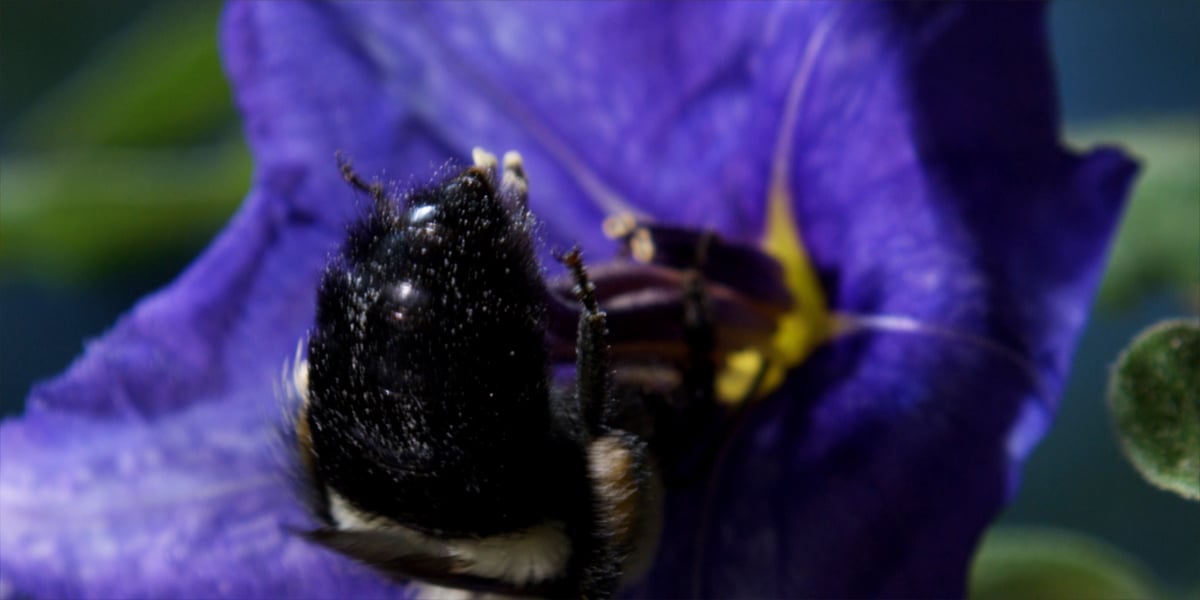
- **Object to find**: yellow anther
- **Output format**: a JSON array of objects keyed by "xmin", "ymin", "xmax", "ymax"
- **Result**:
[
  {"xmin": 471, "ymin": 147, "xmax": 498, "ymax": 171},
  {"xmin": 602, "ymin": 213, "xmax": 639, "ymax": 239},
  {"xmin": 629, "ymin": 228, "xmax": 656, "ymax": 263}
]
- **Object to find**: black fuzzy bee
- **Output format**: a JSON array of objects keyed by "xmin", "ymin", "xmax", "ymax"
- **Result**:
[{"xmin": 289, "ymin": 149, "xmax": 792, "ymax": 598}]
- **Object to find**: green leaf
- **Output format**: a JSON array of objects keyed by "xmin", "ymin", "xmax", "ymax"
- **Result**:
[
  {"xmin": 1109, "ymin": 319, "xmax": 1200, "ymax": 500},
  {"xmin": 1071, "ymin": 117, "xmax": 1200, "ymax": 307},
  {"xmin": 0, "ymin": 137, "xmax": 250, "ymax": 280},
  {"xmin": 0, "ymin": 2, "xmax": 248, "ymax": 281},
  {"xmin": 9, "ymin": 1, "xmax": 233, "ymax": 148},
  {"xmin": 970, "ymin": 527, "xmax": 1162, "ymax": 600}
]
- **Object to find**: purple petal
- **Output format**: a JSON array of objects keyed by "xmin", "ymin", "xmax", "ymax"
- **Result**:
[
  {"xmin": 633, "ymin": 3, "xmax": 1135, "ymax": 596},
  {"xmin": 1, "ymin": 395, "xmax": 404, "ymax": 599},
  {"xmin": 0, "ymin": 2, "xmax": 1135, "ymax": 599}
]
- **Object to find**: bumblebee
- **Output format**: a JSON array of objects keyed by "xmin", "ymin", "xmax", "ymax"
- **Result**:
[{"xmin": 289, "ymin": 149, "xmax": 791, "ymax": 598}]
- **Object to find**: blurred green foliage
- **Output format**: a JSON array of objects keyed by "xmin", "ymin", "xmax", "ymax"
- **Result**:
[
  {"xmin": 1077, "ymin": 118, "xmax": 1200, "ymax": 308},
  {"xmin": 0, "ymin": 1, "xmax": 248, "ymax": 281},
  {"xmin": 8, "ymin": 2, "xmax": 236, "ymax": 147},
  {"xmin": 970, "ymin": 527, "xmax": 1162, "ymax": 600},
  {"xmin": 1109, "ymin": 319, "xmax": 1200, "ymax": 500},
  {"xmin": 1, "ymin": 141, "xmax": 250, "ymax": 277}
]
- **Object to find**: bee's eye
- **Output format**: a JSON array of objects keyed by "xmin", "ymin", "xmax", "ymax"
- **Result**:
[
  {"xmin": 384, "ymin": 281, "xmax": 422, "ymax": 323},
  {"xmin": 388, "ymin": 281, "xmax": 418, "ymax": 302},
  {"xmin": 408, "ymin": 205, "xmax": 437, "ymax": 224}
]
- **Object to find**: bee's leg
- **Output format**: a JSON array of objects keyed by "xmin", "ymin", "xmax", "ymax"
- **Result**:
[
  {"xmin": 578, "ymin": 214, "xmax": 791, "ymax": 394},
  {"xmin": 654, "ymin": 236, "xmax": 735, "ymax": 485},
  {"xmin": 580, "ymin": 430, "xmax": 662, "ymax": 596},
  {"xmin": 545, "ymin": 262, "xmax": 782, "ymax": 366},
  {"xmin": 681, "ymin": 233, "xmax": 716, "ymax": 409},
  {"xmin": 557, "ymin": 247, "xmax": 663, "ymax": 600},
  {"xmin": 603, "ymin": 215, "xmax": 793, "ymax": 311},
  {"xmin": 556, "ymin": 246, "xmax": 614, "ymax": 437}
]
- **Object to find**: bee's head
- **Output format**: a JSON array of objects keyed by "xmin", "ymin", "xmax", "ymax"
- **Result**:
[{"xmin": 302, "ymin": 167, "xmax": 577, "ymax": 538}]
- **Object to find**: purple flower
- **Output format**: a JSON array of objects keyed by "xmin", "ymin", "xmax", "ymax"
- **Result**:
[{"xmin": 0, "ymin": 2, "xmax": 1135, "ymax": 598}]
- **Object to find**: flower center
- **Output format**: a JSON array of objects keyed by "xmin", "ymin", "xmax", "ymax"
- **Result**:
[{"xmin": 715, "ymin": 185, "xmax": 834, "ymax": 405}]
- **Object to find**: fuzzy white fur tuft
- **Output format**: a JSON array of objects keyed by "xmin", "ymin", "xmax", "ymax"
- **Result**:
[{"xmin": 328, "ymin": 490, "xmax": 571, "ymax": 586}]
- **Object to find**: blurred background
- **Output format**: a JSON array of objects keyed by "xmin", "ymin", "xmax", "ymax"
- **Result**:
[{"xmin": 1, "ymin": 1, "xmax": 1197, "ymax": 597}]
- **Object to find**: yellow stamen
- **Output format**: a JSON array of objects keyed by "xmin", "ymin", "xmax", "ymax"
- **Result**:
[{"xmin": 715, "ymin": 184, "xmax": 833, "ymax": 404}]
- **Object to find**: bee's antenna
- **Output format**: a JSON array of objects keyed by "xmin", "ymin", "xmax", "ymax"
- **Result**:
[{"xmin": 336, "ymin": 151, "xmax": 387, "ymax": 207}]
